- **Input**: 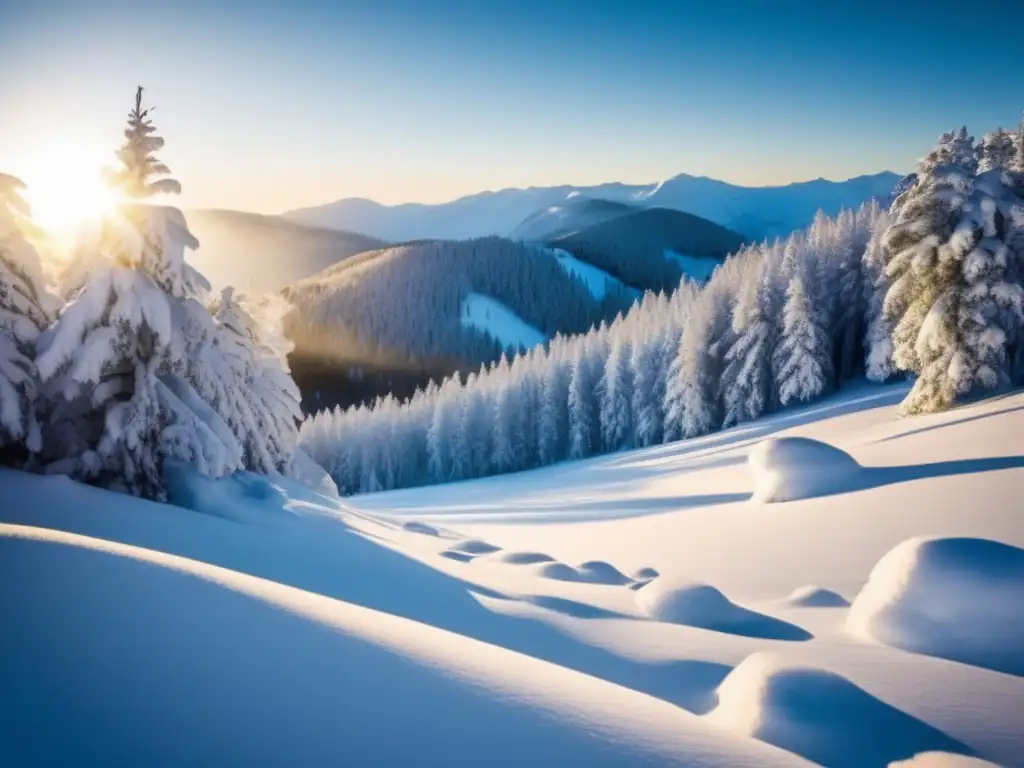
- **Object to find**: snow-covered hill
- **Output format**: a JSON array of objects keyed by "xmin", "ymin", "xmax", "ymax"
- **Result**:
[
  {"xmin": 186, "ymin": 208, "xmax": 386, "ymax": 294},
  {"xmin": 284, "ymin": 172, "xmax": 901, "ymax": 242},
  {"xmin": 2, "ymin": 383, "xmax": 1021, "ymax": 765}
]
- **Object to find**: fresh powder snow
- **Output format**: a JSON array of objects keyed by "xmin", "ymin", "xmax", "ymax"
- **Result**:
[{"xmin": 2, "ymin": 382, "xmax": 1022, "ymax": 766}]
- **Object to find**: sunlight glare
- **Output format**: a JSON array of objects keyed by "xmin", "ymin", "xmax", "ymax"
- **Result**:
[{"xmin": 21, "ymin": 145, "xmax": 121, "ymax": 239}]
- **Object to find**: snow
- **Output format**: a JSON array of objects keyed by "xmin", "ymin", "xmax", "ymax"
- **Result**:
[
  {"xmin": 460, "ymin": 292, "xmax": 545, "ymax": 351},
  {"xmin": 663, "ymin": 250, "xmax": 721, "ymax": 283},
  {"xmin": 748, "ymin": 436, "xmax": 862, "ymax": 503},
  {"xmin": 708, "ymin": 652, "xmax": 968, "ymax": 767},
  {"xmin": 848, "ymin": 536, "xmax": 1024, "ymax": 676},
  {"xmin": 550, "ymin": 248, "xmax": 635, "ymax": 300},
  {"xmin": 2, "ymin": 382, "xmax": 1024, "ymax": 765}
]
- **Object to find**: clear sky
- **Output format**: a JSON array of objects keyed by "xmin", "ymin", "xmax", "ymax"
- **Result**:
[{"xmin": 1, "ymin": 0, "xmax": 1022, "ymax": 214}]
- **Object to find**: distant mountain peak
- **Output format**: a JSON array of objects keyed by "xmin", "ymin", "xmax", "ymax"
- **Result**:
[{"xmin": 285, "ymin": 171, "xmax": 901, "ymax": 243}]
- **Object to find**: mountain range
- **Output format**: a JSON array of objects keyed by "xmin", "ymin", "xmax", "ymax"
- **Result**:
[{"xmin": 284, "ymin": 171, "xmax": 902, "ymax": 243}]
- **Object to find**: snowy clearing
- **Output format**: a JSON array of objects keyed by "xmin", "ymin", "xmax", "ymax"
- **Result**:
[
  {"xmin": 460, "ymin": 292, "xmax": 545, "ymax": 351},
  {"xmin": 2, "ymin": 382, "xmax": 1023, "ymax": 765},
  {"xmin": 550, "ymin": 247, "xmax": 637, "ymax": 301}
]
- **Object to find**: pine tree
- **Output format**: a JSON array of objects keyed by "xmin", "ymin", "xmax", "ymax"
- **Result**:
[
  {"xmin": 773, "ymin": 273, "xmax": 832, "ymax": 407},
  {"xmin": 883, "ymin": 132, "xmax": 1024, "ymax": 414},
  {"xmin": 35, "ymin": 88, "xmax": 247, "ymax": 497},
  {"xmin": 567, "ymin": 345, "xmax": 598, "ymax": 459},
  {"xmin": 721, "ymin": 260, "xmax": 775, "ymax": 427},
  {"xmin": 598, "ymin": 337, "xmax": 633, "ymax": 451},
  {"xmin": 0, "ymin": 175, "xmax": 58, "ymax": 458},
  {"xmin": 105, "ymin": 86, "xmax": 183, "ymax": 198},
  {"xmin": 427, "ymin": 378, "xmax": 460, "ymax": 482},
  {"xmin": 630, "ymin": 325, "xmax": 664, "ymax": 447},
  {"xmin": 977, "ymin": 128, "xmax": 1017, "ymax": 173},
  {"xmin": 537, "ymin": 349, "xmax": 570, "ymax": 464},
  {"xmin": 862, "ymin": 208, "xmax": 895, "ymax": 381},
  {"xmin": 918, "ymin": 127, "xmax": 978, "ymax": 176},
  {"xmin": 205, "ymin": 287, "xmax": 302, "ymax": 474}
]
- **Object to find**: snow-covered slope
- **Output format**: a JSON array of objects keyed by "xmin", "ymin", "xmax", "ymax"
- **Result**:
[
  {"xmin": 284, "ymin": 172, "xmax": 901, "ymax": 242},
  {"xmin": 2, "ymin": 383, "xmax": 1021, "ymax": 765},
  {"xmin": 550, "ymin": 248, "xmax": 638, "ymax": 301},
  {"xmin": 460, "ymin": 292, "xmax": 545, "ymax": 351}
]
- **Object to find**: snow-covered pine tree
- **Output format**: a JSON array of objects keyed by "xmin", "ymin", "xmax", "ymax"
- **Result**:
[
  {"xmin": 427, "ymin": 377, "xmax": 460, "ymax": 482},
  {"xmin": 918, "ymin": 127, "xmax": 978, "ymax": 177},
  {"xmin": 0, "ymin": 174, "xmax": 58, "ymax": 459},
  {"xmin": 629, "ymin": 322, "xmax": 664, "ymax": 448},
  {"xmin": 721, "ymin": 257, "xmax": 776, "ymax": 428},
  {"xmin": 36, "ymin": 212, "xmax": 242, "ymax": 496},
  {"xmin": 862, "ymin": 207, "xmax": 895, "ymax": 381},
  {"xmin": 1015, "ymin": 115, "xmax": 1024, "ymax": 172},
  {"xmin": 772, "ymin": 270, "xmax": 833, "ymax": 407},
  {"xmin": 491, "ymin": 355, "xmax": 519, "ymax": 472},
  {"xmin": 883, "ymin": 130, "xmax": 1024, "ymax": 414},
  {"xmin": 35, "ymin": 89, "xmax": 246, "ymax": 497},
  {"xmin": 567, "ymin": 343, "xmax": 598, "ymax": 459},
  {"xmin": 105, "ymin": 86, "xmax": 182, "ymax": 198},
  {"xmin": 537, "ymin": 342, "xmax": 570, "ymax": 465},
  {"xmin": 205, "ymin": 287, "xmax": 302, "ymax": 474},
  {"xmin": 978, "ymin": 128, "xmax": 1017, "ymax": 173},
  {"xmin": 598, "ymin": 336, "xmax": 633, "ymax": 451},
  {"xmin": 830, "ymin": 206, "xmax": 873, "ymax": 383},
  {"xmin": 664, "ymin": 292, "xmax": 719, "ymax": 440}
]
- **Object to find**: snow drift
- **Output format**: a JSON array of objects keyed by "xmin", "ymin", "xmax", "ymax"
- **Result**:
[
  {"xmin": 636, "ymin": 578, "xmax": 811, "ymax": 640},
  {"xmin": 749, "ymin": 437, "xmax": 862, "ymax": 503},
  {"xmin": 708, "ymin": 652, "xmax": 969, "ymax": 767},
  {"xmin": 847, "ymin": 536, "xmax": 1024, "ymax": 676}
]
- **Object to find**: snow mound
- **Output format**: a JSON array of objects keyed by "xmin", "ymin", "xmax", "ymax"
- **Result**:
[
  {"xmin": 164, "ymin": 464, "xmax": 341, "ymax": 528},
  {"xmin": 749, "ymin": 437, "xmax": 861, "ymax": 503},
  {"xmin": 781, "ymin": 585, "xmax": 850, "ymax": 608},
  {"xmin": 847, "ymin": 537, "xmax": 1024, "ymax": 676},
  {"xmin": 450, "ymin": 538, "xmax": 502, "ymax": 555},
  {"xmin": 534, "ymin": 560, "xmax": 631, "ymax": 585},
  {"xmin": 709, "ymin": 653, "xmax": 968, "ymax": 767},
  {"xmin": 636, "ymin": 579, "xmax": 811, "ymax": 640},
  {"xmin": 494, "ymin": 551, "xmax": 556, "ymax": 565},
  {"xmin": 889, "ymin": 754, "xmax": 999, "ymax": 767},
  {"xmin": 401, "ymin": 520, "xmax": 441, "ymax": 536}
]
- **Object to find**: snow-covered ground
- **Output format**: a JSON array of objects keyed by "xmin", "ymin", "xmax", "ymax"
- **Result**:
[
  {"xmin": 550, "ymin": 247, "xmax": 638, "ymax": 301},
  {"xmin": 460, "ymin": 292, "xmax": 545, "ymax": 350},
  {"xmin": 2, "ymin": 382, "xmax": 1022, "ymax": 766}
]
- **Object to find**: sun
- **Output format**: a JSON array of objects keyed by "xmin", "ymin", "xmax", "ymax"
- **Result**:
[{"xmin": 20, "ymin": 144, "xmax": 122, "ymax": 239}]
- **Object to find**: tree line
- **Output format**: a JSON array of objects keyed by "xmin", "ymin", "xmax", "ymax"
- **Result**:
[{"xmin": 300, "ymin": 121, "xmax": 1024, "ymax": 494}]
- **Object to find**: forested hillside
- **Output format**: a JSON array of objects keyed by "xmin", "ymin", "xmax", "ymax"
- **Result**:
[
  {"xmin": 282, "ymin": 237, "xmax": 636, "ymax": 377},
  {"xmin": 549, "ymin": 207, "xmax": 746, "ymax": 292},
  {"xmin": 300, "ymin": 124, "xmax": 1024, "ymax": 494}
]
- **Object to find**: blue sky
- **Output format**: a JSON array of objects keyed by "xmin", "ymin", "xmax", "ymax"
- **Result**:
[{"xmin": 1, "ymin": 0, "xmax": 1021, "ymax": 213}]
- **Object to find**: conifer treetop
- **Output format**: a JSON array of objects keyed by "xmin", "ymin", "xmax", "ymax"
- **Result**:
[{"xmin": 105, "ymin": 86, "xmax": 182, "ymax": 199}]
